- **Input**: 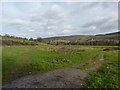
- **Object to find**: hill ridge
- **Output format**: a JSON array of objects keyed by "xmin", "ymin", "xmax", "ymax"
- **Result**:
[{"xmin": 44, "ymin": 31, "xmax": 119, "ymax": 40}]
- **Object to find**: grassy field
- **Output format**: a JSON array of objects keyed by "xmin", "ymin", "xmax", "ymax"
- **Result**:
[
  {"xmin": 2, "ymin": 44, "xmax": 102, "ymax": 83},
  {"xmin": 2, "ymin": 43, "xmax": 119, "ymax": 88},
  {"xmin": 86, "ymin": 50, "xmax": 119, "ymax": 88}
]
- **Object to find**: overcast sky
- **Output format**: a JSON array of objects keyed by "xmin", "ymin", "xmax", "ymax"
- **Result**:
[{"xmin": 1, "ymin": 2, "xmax": 118, "ymax": 38}]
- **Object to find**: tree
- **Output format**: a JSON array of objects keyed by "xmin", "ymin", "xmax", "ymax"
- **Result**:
[
  {"xmin": 24, "ymin": 38, "xmax": 28, "ymax": 40},
  {"xmin": 5, "ymin": 34, "xmax": 10, "ymax": 37},
  {"xmin": 29, "ymin": 38, "xmax": 34, "ymax": 41},
  {"xmin": 36, "ymin": 37, "xmax": 43, "ymax": 42}
]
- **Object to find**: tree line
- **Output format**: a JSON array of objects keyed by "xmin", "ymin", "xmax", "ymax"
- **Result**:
[
  {"xmin": 1, "ymin": 34, "xmax": 44, "ymax": 46},
  {"xmin": 47, "ymin": 40, "xmax": 120, "ymax": 46},
  {"xmin": 1, "ymin": 34, "xmax": 120, "ymax": 46},
  {"xmin": 2, "ymin": 34, "xmax": 44, "ymax": 42}
]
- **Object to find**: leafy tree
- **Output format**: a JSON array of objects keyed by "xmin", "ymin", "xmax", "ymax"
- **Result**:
[
  {"xmin": 29, "ymin": 38, "xmax": 34, "ymax": 41},
  {"xmin": 36, "ymin": 37, "xmax": 43, "ymax": 42}
]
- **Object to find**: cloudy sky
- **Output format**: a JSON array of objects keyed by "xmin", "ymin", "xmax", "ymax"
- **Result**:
[{"xmin": 1, "ymin": 2, "xmax": 118, "ymax": 38}]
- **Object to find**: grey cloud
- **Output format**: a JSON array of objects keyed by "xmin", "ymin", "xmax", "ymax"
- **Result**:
[
  {"xmin": 82, "ymin": 17, "xmax": 117, "ymax": 32},
  {"xmin": 6, "ymin": 19, "xmax": 31, "ymax": 26},
  {"xmin": 101, "ymin": 2, "xmax": 117, "ymax": 9},
  {"xmin": 27, "ymin": 5, "xmax": 66, "ymax": 32},
  {"xmin": 3, "ymin": 2, "xmax": 118, "ymax": 38},
  {"xmin": 99, "ymin": 20, "xmax": 117, "ymax": 31},
  {"xmin": 6, "ymin": 5, "xmax": 66, "ymax": 33},
  {"xmin": 70, "ymin": 2, "xmax": 99, "ymax": 15},
  {"xmin": 82, "ymin": 17, "xmax": 111, "ymax": 28},
  {"xmin": 82, "ymin": 2, "xmax": 99, "ymax": 10},
  {"xmin": 70, "ymin": 2, "xmax": 117, "ymax": 15},
  {"xmin": 30, "ymin": 15, "xmax": 43, "ymax": 22},
  {"xmin": 43, "ymin": 10, "xmax": 62, "ymax": 20},
  {"xmin": 82, "ymin": 2, "xmax": 117, "ymax": 11}
]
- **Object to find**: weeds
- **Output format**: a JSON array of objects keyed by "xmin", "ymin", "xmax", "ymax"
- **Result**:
[{"xmin": 86, "ymin": 51, "xmax": 119, "ymax": 88}]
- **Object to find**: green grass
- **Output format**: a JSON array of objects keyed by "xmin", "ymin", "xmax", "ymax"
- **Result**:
[
  {"xmin": 2, "ymin": 44, "xmax": 119, "ymax": 88},
  {"xmin": 52, "ymin": 40, "xmax": 70, "ymax": 42},
  {"xmin": 76, "ymin": 53, "xmax": 104, "ymax": 70},
  {"xmin": 2, "ymin": 45, "xmax": 101, "ymax": 83},
  {"xmin": 86, "ymin": 50, "xmax": 119, "ymax": 88},
  {"xmin": 0, "ymin": 46, "xmax": 2, "ymax": 83}
]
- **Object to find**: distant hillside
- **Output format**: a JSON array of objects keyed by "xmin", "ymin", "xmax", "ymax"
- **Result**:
[
  {"xmin": 44, "ymin": 35, "xmax": 93, "ymax": 40},
  {"xmin": 94, "ymin": 32, "xmax": 119, "ymax": 39},
  {"xmin": 44, "ymin": 32, "xmax": 119, "ymax": 40}
]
